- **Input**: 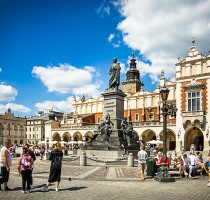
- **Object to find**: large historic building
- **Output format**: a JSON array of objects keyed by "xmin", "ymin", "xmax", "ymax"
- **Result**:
[
  {"xmin": 26, "ymin": 110, "xmax": 63, "ymax": 144},
  {"xmin": 38, "ymin": 41, "xmax": 210, "ymax": 154},
  {"xmin": 0, "ymin": 108, "xmax": 26, "ymax": 145}
]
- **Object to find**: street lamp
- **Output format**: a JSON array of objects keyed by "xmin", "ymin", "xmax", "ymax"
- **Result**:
[
  {"xmin": 160, "ymin": 86, "xmax": 170, "ymax": 164},
  {"xmin": 154, "ymin": 85, "xmax": 178, "ymax": 182}
]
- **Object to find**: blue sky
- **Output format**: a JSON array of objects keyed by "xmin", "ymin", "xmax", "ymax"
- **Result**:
[{"xmin": 0, "ymin": 0, "xmax": 210, "ymax": 117}]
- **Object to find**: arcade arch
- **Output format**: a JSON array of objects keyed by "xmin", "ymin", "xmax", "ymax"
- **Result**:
[
  {"xmin": 184, "ymin": 127, "xmax": 203, "ymax": 151},
  {"xmin": 73, "ymin": 131, "xmax": 82, "ymax": 141},
  {"xmin": 84, "ymin": 131, "xmax": 94, "ymax": 141},
  {"xmin": 53, "ymin": 132, "xmax": 61, "ymax": 141},
  {"xmin": 141, "ymin": 129, "xmax": 156, "ymax": 144},
  {"xmin": 159, "ymin": 129, "xmax": 176, "ymax": 150},
  {"xmin": 62, "ymin": 132, "xmax": 71, "ymax": 142}
]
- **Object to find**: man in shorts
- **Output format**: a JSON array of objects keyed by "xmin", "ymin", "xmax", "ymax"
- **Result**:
[
  {"xmin": 138, "ymin": 146, "xmax": 148, "ymax": 181},
  {"xmin": 0, "ymin": 138, "xmax": 12, "ymax": 191}
]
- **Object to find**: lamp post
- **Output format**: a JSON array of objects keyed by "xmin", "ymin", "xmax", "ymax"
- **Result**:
[
  {"xmin": 154, "ymin": 85, "xmax": 178, "ymax": 182},
  {"xmin": 160, "ymin": 86, "xmax": 170, "ymax": 164}
]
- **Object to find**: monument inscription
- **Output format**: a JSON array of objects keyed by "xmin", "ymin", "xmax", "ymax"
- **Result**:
[{"xmin": 104, "ymin": 100, "xmax": 116, "ymax": 116}]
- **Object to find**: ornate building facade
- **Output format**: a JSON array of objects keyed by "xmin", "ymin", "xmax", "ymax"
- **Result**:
[
  {"xmin": 26, "ymin": 110, "xmax": 63, "ymax": 144},
  {"xmin": 0, "ymin": 108, "xmax": 26, "ymax": 145},
  {"xmin": 45, "ymin": 41, "xmax": 210, "ymax": 154}
]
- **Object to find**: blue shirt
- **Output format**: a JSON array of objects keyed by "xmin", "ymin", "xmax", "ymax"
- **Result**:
[{"xmin": 138, "ymin": 150, "xmax": 148, "ymax": 164}]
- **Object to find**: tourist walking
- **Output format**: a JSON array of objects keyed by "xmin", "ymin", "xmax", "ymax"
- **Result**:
[
  {"xmin": 0, "ymin": 138, "xmax": 12, "ymax": 191},
  {"xmin": 40, "ymin": 145, "xmax": 45, "ymax": 160},
  {"xmin": 138, "ymin": 146, "xmax": 148, "ymax": 181},
  {"xmin": 17, "ymin": 147, "xmax": 33, "ymax": 193},
  {"xmin": 25, "ymin": 144, "xmax": 36, "ymax": 189},
  {"xmin": 42, "ymin": 142, "xmax": 63, "ymax": 192}
]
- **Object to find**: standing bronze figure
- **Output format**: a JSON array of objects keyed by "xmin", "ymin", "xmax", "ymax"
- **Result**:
[{"xmin": 109, "ymin": 58, "xmax": 121, "ymax": 89}]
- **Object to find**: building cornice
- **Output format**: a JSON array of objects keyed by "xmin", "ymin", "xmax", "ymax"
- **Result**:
[{"xmin": 176, "ymin": 73, "xmax": 210, "ymax": 81}]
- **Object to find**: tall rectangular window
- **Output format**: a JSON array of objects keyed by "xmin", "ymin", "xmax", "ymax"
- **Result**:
[{"xmin": 188, "ymin": 92, "xmax": 200, "ymax": 111}]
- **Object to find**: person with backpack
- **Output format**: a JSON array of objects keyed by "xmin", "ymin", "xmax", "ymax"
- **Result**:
[
  {"xmin": 17, "ymin": 147, "xmax": 33, "ymax": 193},
  {"xmin": 26, "ymin": 144, "xmax": 36, "ymax": 189},
  {"xmin": 42, "ymin": 142, "xmax": 63, "ymax": 192}
]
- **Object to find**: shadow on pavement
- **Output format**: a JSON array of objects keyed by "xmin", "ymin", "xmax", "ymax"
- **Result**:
[
  {"xmin": 60, "ymin": 186, "xmax": 87, "ymax": 191},
  {"xmin": 28, "ymin": 186, "xmax": 87, "ymax": 193}
]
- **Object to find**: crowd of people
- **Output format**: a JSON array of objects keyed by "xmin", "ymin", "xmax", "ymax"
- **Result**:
[
  {"xmin": 1, "ymin": 138, "xmax": 210, "ymax": 193},
  {"xmin": 0, "ymin": 138, "xmax": 63, "ymax": 194},
  {"xmin": 137, "ymin": 145, "xmax": 210, "ymax": 187}
]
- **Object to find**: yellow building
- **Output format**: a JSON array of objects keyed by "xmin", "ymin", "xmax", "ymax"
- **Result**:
[{"xmin": 0, "ymin": 108, "xmax": 26, "ymax": 146}]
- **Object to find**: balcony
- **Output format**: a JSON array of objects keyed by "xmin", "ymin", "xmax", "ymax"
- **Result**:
[{"xmin": 182, "ymin": 111, "xmax": 205, "ymax": 125}]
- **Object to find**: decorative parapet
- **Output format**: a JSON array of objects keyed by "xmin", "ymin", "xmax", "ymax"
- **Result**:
[
  {"xmin": 184, "ymin": 77, "xmax": 204, "ymax": 91},
  {"xmin": 132, "ymin": 121, "xmax": 176, "ymax": 127},
  {"xmin": 182, "ymin": 111, "xmax": 204, "ymax": 125},
  {"xmin": 52, "ymin": 125, "xmax": 98, "ymax": 131}
]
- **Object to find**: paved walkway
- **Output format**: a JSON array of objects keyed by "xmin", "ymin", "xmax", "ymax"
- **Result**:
[
  {"xmin": 0, "ymin": 156, "xmax": 209, "ymax": 200},
  {"xmin": 1, "ymin": 174, "xmax": 210, "ymax": 200}
]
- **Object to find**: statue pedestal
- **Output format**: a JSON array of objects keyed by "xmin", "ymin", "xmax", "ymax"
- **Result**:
[
  {"xmin": 102, "ymin": 88, "xmax": 126, "ymax": 129},
  {"xmin": 83, "ymin": 87, "xmax": 137, "ymax": 152}
]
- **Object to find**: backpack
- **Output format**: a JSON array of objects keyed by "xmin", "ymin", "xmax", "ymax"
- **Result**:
[
  {"xmin": 21, "ymin": 156, "xmax": 30, "ymax": 169},
  {"xmin": 52, "ymin": 156, "xmax": 62, "ymax": 169}
]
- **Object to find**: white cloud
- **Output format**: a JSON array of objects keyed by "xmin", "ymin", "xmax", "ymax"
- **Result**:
[
  {"xmin": 32, "ymin": 63, "xmax": 102, "ymax": 95},
  {"xmin": 35, "ymin": 96, "xmax": 74, "ymax": 113},
  {"xmin": 72, "ymin": 80, "xmax": 102, "ymax": 98},
  {"xmin": 116, "ymin": 0, "xmax": 210, "ymax": 83},
  {"xmin": 113, "ymin": 42, "xmax": 120, "ymax": 48},
  {"xmin": 96, "ymin": 0, "xmax": 111, "ymax": 17},
  {"xmin": 0, "ymin": 68, "xmax": 2, "ymax": 72},
  {"xmin": 0, "ymin": 103, "xmax": 31, "ymax": 113},
  {"xmin": 108, "ymin": 33, "xmax": 115, "ymax": 42},
  {"xmin": 120, "ymin": 62, "xmax": 127, "ymax": 74},
  {"xmin": 0, "ymin": 84, "xmax": 18, "ymax": 102},
  {"xmin": 104, "ymin": 6, "xmax": 110, "ymax": 15}
]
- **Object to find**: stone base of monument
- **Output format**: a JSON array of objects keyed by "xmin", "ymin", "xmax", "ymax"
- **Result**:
[
  {"xmin": 75, "ymin": 149, "xmax": 124, "ymax": 160},
  {"xmin": 82, "ymin": 129, "xmax": 125, "ymax": 151}
]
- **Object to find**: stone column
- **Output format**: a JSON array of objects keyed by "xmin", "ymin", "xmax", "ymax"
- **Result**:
[
  {"xmin": 80, "ymin": 152, "xmax": 86, "ymax": 166},
  {"xmin": 127, "ymin": 153, "xmax": 134, "ymax": 167}
]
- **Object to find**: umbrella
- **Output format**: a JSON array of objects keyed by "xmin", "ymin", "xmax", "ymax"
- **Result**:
[
  {"xmin": 49, "ymin": 141, "xmax": 57, "ymax": 144},
  {"xmin": 146, "ymin": 140, "xmax": 163, "ymax": 145},
  {"xmin": 38, "ymin": 141, "xmax": 46, "ymax": 144},
  {"xmin": 68, "ymin": 141, "xmax": 78, "ymax": 145}
]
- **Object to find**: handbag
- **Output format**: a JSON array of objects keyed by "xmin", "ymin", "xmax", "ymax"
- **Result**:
[{"xmin": 0, "ymin": 166, "xmax": 2, "ymax": 179}]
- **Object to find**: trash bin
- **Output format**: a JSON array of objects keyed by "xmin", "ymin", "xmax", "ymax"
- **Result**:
[
  {"xmin": 147, "ymin": 157, "xmax": 155, "ymax": 177},
  {"xmin": 64, "ymin": 149, "xmax": 68, "ymax": 155}
]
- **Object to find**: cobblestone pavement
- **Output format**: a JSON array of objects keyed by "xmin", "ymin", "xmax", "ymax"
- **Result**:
[
  {"xmin": 0, "ymin": 175, "xmax": 210, "ymax": 200},
  {"xmin": 0, "ymin": 157, "xmax": 209, "ymax": 200}
]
